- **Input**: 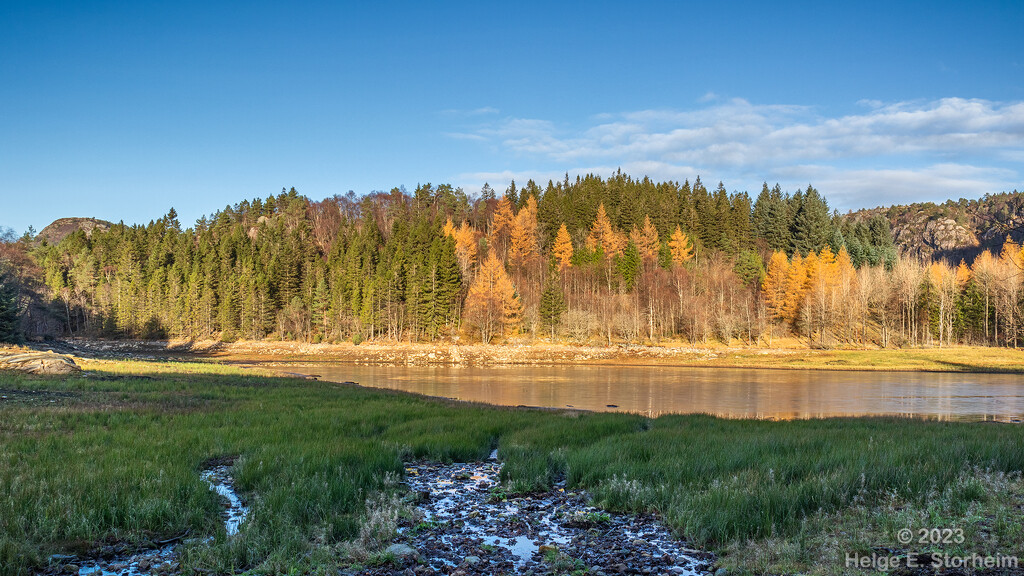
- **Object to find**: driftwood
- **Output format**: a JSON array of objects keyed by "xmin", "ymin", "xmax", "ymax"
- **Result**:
[{"xmin": 0, "ymin": 350, "xmax": 81, "ymax": 375}]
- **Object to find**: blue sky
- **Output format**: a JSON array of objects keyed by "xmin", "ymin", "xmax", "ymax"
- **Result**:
[{"xmin": 1, "ymin": 0, "xmax": 1022, "ymax": 234}]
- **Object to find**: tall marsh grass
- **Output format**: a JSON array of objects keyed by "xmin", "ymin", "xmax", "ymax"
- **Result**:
[{"xmin": 1, "ymin": 360, "xmax": 1022, "ymax": 575}]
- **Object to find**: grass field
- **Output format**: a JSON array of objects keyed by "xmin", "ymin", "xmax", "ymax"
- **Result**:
[{"xmin": 1, "ymin": 358, "xmax": 1022, "ymax": 575}]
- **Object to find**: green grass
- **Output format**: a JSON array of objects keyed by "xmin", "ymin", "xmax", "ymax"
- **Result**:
[{"xmin": 1, "ymin": 358, "xmax": 1023, "ymax": 575}]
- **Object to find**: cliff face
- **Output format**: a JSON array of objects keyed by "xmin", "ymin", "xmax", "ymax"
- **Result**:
[
  {"xmin": 36, "ymin": 218, "xmax": 113, "ymax": 245},
  {"xmin": 851, "ymin": 191, "xmax": 1024, "ymax": 262}
]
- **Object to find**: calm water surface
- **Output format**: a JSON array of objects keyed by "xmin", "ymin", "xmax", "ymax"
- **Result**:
[{"xmin": 287, "ymin": 364, "xmax": 1024, "ymax": 421}]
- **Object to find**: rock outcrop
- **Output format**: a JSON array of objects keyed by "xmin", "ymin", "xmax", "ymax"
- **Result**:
[
  {"xmin": 0, "ymin": 350, "xmax": 81, "ymax": 374},
  {"xmin": 850, "ymin": 191, "xmax": 1024, "ymax": 262},
  {"xmin": 36, "ymin": 218, "xmax": 113, "ymax": 245},
  {"xmin": 891, "ymin": 216, "xmax": 980, "ymax": 260}
]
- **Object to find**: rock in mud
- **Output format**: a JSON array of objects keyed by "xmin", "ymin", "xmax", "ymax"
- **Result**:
[
  {"xmin": 379, "ymin": 459, "xmax": 714, "ymax": 576},
  {"xmin": 386, "ymin": 543, "xmax": 419, "ymax": 562}
]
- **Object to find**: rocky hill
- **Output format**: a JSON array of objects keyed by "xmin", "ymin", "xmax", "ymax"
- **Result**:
[
  {"xmin": 36, "ymin": 217, "xmax": 113, "ymax": 245},
  {"xmin": 849, "ymin": 191, "xmax": 1024, "ymax": 262}
]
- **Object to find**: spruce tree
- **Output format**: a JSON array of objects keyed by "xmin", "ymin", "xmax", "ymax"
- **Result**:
[
  {"xmin": 0, "ymin": 263, "xmax": 21, "ymax": 343},
  {"xmin": 538, "ymin": 273, "xmax": 567, "ymax": 340},
  {"xmin": 616, "ymin": 242, "xmax": 642, "ymax": 290},
  {"xmin": 790, "ymin": 185, "xmax": 832, "ymax": 255}
]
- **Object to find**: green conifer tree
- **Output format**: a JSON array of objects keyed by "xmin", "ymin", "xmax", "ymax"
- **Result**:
[{"xmin": 538, "ymin": 272, "xmax": 567, "ymax": 340}]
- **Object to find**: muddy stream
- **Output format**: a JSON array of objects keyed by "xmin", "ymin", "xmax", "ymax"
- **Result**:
[{"xmin": 44, "ymin": 454, "xmax": 710, "ymax": 576}]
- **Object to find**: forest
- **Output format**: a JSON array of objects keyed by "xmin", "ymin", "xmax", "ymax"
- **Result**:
[{"xmin": 2, "ymin": 172, "xmax": 1022, "ymax": 348}]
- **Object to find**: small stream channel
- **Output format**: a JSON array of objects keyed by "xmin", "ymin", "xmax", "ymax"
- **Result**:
[
  {"xmin": 49, "ymin": 455, "xmax": 710, "ymax": 575},
  {"xmin": 382, "ymin": 450, "xmax": 713, "ymax": 575},
  {"xmin": 44, "ymin": 464, "xmax": 248, "ymax": 576}
]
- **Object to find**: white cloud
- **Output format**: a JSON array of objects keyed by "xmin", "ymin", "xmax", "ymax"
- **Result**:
[
  {"xmin": 439, "ymin": 106, "xmax": 500, "ymax": 116},
  {"xmin": 441, "ymin": 132, "xmax": 487, "ymax": 142},
  {"xmin": 448, "ymin": 98, "xmax": 1024, "ymax": 208}
]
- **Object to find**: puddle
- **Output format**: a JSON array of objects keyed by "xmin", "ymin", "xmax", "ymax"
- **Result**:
[{"xmin": 394, "ymin": 453, "xmax": 713, "ymax": 575}]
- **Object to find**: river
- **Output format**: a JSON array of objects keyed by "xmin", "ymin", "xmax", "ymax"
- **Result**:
[{"xmin": 283, "ymin": 364, "xmax": 1024, "ymax": 422}]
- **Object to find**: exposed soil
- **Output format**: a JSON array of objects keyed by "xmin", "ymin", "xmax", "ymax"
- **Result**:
[{"xmin": 51, "ymin": 338, "xmax": 782, "ymax": 369}]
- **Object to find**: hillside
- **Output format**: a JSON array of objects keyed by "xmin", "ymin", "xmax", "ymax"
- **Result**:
[
  {"xmin": 36, "ymin": 217, "xmax": 113, "ymax": 245},
  {"xmin": 849, "ymin": 190, "xmax": 1024, "ymax": 262}
]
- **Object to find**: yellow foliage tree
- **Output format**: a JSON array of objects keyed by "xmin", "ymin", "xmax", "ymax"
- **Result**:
[
  {"xmin": 782, "ymin": 253, "xmax": 808, "ymax": 325},
  {"xmin": 453, "ymin": 221, "xmax": 478, "ymax": 275},
  {"xmin": 668, "ymin": 225, "xmax": 694, "ymax": 266},
  {"xmin": 491, "ymin": 195, "xmax": 515, "ymax": 236},
  {"xmin": 509, "ymin": 195, "xmax": 539, "ymax": 266},
  {"xmin": 442, "ymin": 217, "xmax": 456, "ymax": 238},
  {"xmin": 928, "ymin": 261, "xmax": 959, "ymax": 346},
  {"xmin": 463, "ymin": 249, "xmax": 522, "ymax": 343},
  {"xmin": 629, "ymin": 215, "xmax": 660, "ymax": 262},
  {"xmin": 762, "ymin": 251, "xmax": 790, "ymax": 320},
  {"xmin": 552, "ymin": 223, "xmax": 574, "ymax": 270},
  {"xmin": 955, "ymin": 259, "xmax": 971, "ymax": 287},
  {"xmin": 585, "ymin": 203, "xmax": 626, "ymax": 260},
  {"xmin": 489, "ymin": 194, "xmax": 515, "ymax": 258}
]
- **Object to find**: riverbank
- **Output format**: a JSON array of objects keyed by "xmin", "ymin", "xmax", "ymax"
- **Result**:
[
  {"xmin": 2, "ymin": 358, "xmax": 1023, "ymax": 576},
  {"xmin": 49, "ymin": 338, "xmax": 1024, "ymax": 373}
]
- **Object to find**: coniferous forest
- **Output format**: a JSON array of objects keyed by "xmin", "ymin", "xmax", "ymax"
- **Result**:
[{"xmin": 3, "ymin": 172, "xmax": 1024, "ymax": 348}]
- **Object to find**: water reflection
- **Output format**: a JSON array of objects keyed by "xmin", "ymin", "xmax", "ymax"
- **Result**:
[{"xmin": 289, "ymin": 364, "xmax": 1024, "ymax": 422}]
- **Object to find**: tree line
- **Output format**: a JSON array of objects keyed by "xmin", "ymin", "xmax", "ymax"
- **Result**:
[{"xmin": 10, "ymin": 172, "xmax": 1019, "ymax": 349}]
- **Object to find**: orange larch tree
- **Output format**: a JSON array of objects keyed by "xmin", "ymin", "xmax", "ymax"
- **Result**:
[
  {"xmin": 629, "ymin": 215, "xmax": 660, "ymax": 262},
  {"xmin": 453, "ymin": 221, "xmax": 479, "ymax": 276},
  {"xmin": 509, "ymin": 195, "xmax": 539, "ymax": 266},
  {"xmin": 782, "ymin": 253, "xmax": 808, "ymax": 328},
  {"xmin": 552, "ymin": 223, "xmax": 574, "ymax": 270},
  {"xmin": 463, "ymin": 249, "xmax": 522, "ymax": 343},
  {"xmin": 585, "ymin": 203, "xmax": 626, "ymax": 261},
  {"xmin": 762, "ymin": 251, "xmax": 790, "ymax": 320},
  {"xmin": 668, "ymin": 226, "xmax": 694, "ymax": 266},
  {"xmin": 490, "ymin": 195, "xmax": 515, "ymax": 258},
  {"xmin": 442, "ymin": 217, "xmax": 456, "ymax": 239}
]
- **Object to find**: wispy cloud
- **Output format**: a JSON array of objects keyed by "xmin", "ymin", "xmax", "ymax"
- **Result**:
[
  {"xmin": 439, "ymin": 106, "xmax": 500, "ymax": 117},
  {"xmin": 449, "ymin": 98, "xmax": 1024, "ymax": 209}
]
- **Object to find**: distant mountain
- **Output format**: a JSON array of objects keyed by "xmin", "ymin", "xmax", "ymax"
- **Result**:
[
  {"xmin": 848, "ymin": 191, "xmax": 1024, "ymax": 262},
  {"xmin": 37, "ymin": 218, "xmax": 113, "ymax": 245}
]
